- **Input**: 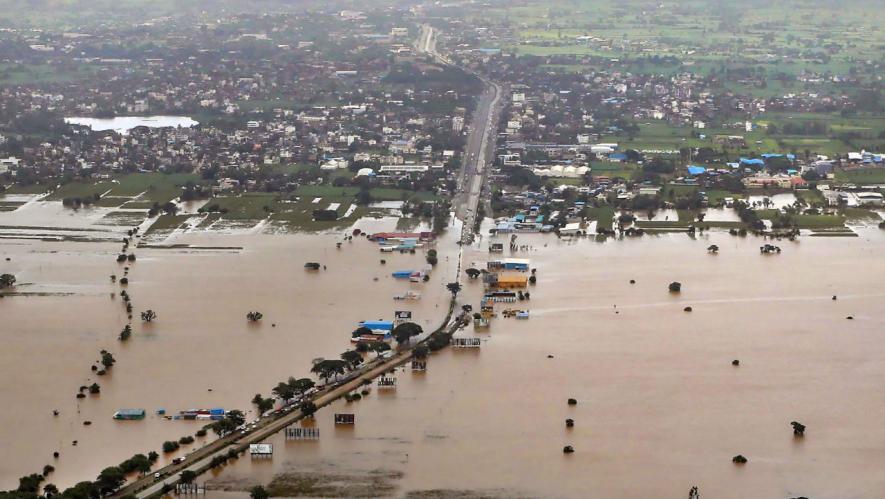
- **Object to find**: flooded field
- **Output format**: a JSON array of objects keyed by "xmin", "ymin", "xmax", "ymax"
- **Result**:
[
  {"xmin": 0, "ymin": 212, "xmax": 460, "ymax": 490},
  {"xmin": 203, "ymin": 226, "xmax": 885, "ymax": 499},
  {"xmin": 2, "ymin": 204, "xmax": 885, "ymax": 498}
]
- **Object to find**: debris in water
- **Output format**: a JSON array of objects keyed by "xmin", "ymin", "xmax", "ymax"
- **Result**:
[
  {"xmin": 567, "ymin": 398, "xmax": 577, "ymax": 406},
  {"xmin": 732, "ymin": 455, "xmax": 748, "ymax": 464},
  {"xmin": 565, "ymin": 419, "xmax": 574, "ymax": 428},
  {"xmin": 684, "ymin": 306, "xmax": 693, "ymax": 312},
  {"xmin": 791, "ymin": 421, "xmax": 806, "ymax": 436},
  {"xmin": 832, "ymin": 295, "xmax": 837, "ymax": 301},
  {"xmin": 732, "ymin": 360, "xmax": 740, "ymax": 366},
  {"xmin": 846, "ymin": 316, "xmax": 854, "ymax": 320},
  {"xmin": 563, "ymin": 445, "xmax": 575, "ymax": 454}
]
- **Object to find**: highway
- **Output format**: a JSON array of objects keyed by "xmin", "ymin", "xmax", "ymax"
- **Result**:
[
  {"xmin": 417, "ymin": 25, "xmax": 504, "ymax": 244},
  {"xmin": 115, "ymin": 25, "xmax": 498, "ymax": 499}
]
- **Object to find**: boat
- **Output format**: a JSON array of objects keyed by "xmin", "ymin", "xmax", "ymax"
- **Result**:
[{"xmin": 394, "ymin": 291, "xmax": 421, "ymax": 301}]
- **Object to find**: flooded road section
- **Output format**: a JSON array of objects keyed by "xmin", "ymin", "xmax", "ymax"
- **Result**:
[
  {"xmin": 0, "ymin": 215, "xmax": 460, "ymax": 491},
  {"xmin": 205, "ymin": 227, "xmax": 885, "ymax": 499}
]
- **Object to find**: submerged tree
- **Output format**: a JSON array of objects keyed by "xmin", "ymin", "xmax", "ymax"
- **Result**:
[
  {"xmin": 250, "ymin": 486, "xmax": 269, "ymax": 499},
  {"xmin": 392, "ymin": 322, "xmax": 423, "ymax": 345},
  {"xmin": 0, "ymin": 273, "xmax": 16, "ymax": 289},
  {"xmin": 310, "ymin": 359, "xmax": 347, "ymax": 384},
  {"xmin": 141, "ymin": 310, "xmax": 157, "ymax": 322},
  {"xmin": 246, "ymin": 311, "xmax": 263, "ymax": 322},
  {"xmin": 340, "ymin": 350, "xmax": 364, "ymax": 370}
]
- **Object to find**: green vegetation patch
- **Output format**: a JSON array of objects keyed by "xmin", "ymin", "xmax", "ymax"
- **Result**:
[{"xmin": 835, "ymin": 168, "xmax": 885, "ymax": 185}]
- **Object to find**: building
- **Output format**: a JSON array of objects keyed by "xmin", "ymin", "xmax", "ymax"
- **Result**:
[
  {"xmin": 379, "ymin": 165, "xmax": 429, "ymax": 173},
  {"xmin": 487, "ymin": 258, "xmax": 530, "ymax": 271},
  {"xmin": 113, "ymin": 408, "xmax": 146, "ymax": 420},
  {"xmin": 487, "ymin": 272, "xmax": 528, "ymax": 289}
]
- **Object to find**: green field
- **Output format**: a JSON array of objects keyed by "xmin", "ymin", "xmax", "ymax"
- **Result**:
[
  {"xmin": 46, "ymin": 173, "xmax": 201, "ymax": 204},
  {"xmin": 0, "ymin": 63, "xmax": 99, "ymax": 85},
  {"xmin": 835, "ymin": 168, "xmax": 885, "ymax": 185}
]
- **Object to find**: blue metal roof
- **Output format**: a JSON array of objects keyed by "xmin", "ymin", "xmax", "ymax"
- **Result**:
[{"xmin": 360, "ymin": 320, "xmax": 394, "ymax": 331}]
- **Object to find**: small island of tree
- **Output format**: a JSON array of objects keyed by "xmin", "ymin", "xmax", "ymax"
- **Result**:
[{"xmin": 0, "ymin": 273, "xmax": 16, "ymax": 289}]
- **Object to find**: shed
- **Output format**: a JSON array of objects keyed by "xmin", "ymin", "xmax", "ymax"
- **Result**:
[{"xmin": 359, "ymin": 320, "xmax": 394, "ymax": 332}]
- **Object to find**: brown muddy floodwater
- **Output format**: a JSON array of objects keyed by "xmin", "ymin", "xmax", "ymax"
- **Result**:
[
  {"xmin": 201, "ymin": 226, "xmax": 885, "ymax": 499},
  {"xmin": 0, "ymin": 209, "xmax": 460, "ymax": 491},
  {"xmin": 2, "ymin": 204, "xmax": 885, "ymax": 499}
]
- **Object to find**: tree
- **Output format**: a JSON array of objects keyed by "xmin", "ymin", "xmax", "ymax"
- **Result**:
[
  {"xmin": 60, "ymin": 481, "xmax": 99, "ymax": 499},
  {"xmin": 340, "ymin": 350, "xmax": 364, "ymax": 370},
  {"xmin": 465, "ymin": 268, "xmax": 481, "ymax": 279},
  {"xmin": 95, "ymin": 466, "xmax": 125, "ymax": 496},
  {"xmin": 100, "ymin": 351, "xmax": 115, "ymax": 369},
  {"xmin": 288, "ymin": 377, "xmax": 315, "ymax": 395},
  {"xmin": 43, "ymin": 483, "xmax": 59, "ymax": 497},
  {"xmin": 255, "ymin": 397, "xmax": 274, "ymax": 414},
  {"xmin": 370, "ymin": 342, "xmax": 392, "ymax": 357},
  {"xmin": 17, "ymin": 473, "xmax": 44, "ymax": 494},
  {"xmin": 668, "ymin": 282, "xmax": 682, "ymax": 293},
  {"xmin": 0, "ymin": 273, "xmax": 15, "ymax": 289},
  {"xmin": 300, "ymin": 400, "xmax": 317, "ymax": 416},
  {"xmin": 118, "ymin": 324, "xmax": 132, "ymax": 341},
  {"xmin": 209, "ymin": 410, "xmax": 245, "ymax": 437},
  {"xmin": 140, "ymin": 310, "xmax": 157, "ymax": 322},
  {"xmin": 179, "ymin": 471, "xmax": 197, "ymax": 484},
  {"xmin": 272, "ymin": 382, "xmax": 295, "ymax": 402},
  {"xmin": 446, "ymin": 282, "xmax": 462, "ymax": 297},
  {"xmin": 310, "ymin": 359, "xmax": 347, "ymax": 383},
  {"xmin": 249, "ymin": 486, "xmax": 269, "ymax": 499},
  {"xmin": 392, "ymin": 322, "xmax": 423, "ymax": 345}
]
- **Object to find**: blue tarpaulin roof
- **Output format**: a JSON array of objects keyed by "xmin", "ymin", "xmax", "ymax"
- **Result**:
[
  {"xmin": 359, "ymin": 320, "xmax": 394, "ymax": 331},
  {"xmin": 687, "ymin": 166, "xmax": 706, "ymax": 176},
  {"xmin": 740, "ymin": 158, "xmax": 765, "ymax": 166}
]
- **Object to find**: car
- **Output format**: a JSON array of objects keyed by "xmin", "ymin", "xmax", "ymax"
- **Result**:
[
  {"xmin": 154, "ymin": 472, "xmax": 161, "ymax": 479},
  {"xmin": 172, "ymin": 457, "xmax": 184, "ymax": 465}
]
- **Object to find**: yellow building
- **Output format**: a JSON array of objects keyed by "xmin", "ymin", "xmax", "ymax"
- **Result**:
[{"xmin": 495, "ymin": 272, "xmax": 528, "ymax": 289}]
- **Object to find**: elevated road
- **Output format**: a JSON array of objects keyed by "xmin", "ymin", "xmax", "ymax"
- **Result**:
[
  {"xmin": 114, "ymin": 25, "xmax": 493, "ymax": 499},
  {"xmin": 417, "ymin": 25, "xmax": 504, "ymax": 244}
]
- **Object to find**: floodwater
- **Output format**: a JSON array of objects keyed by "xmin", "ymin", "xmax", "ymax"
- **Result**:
[
  {"xmin": 0, "ymin": 212, "xmax": 460, "ymax": 490},
  {"xmin": 3, "ymin": 208, "xmax": 885, "ymax": 498},
  {"xmin": 63, "ymin": 116, "xmax": 198, "ymax": 133},
  {"xmin": 203, "ymin": 225, "xmax": 885, "ymax": 499}
]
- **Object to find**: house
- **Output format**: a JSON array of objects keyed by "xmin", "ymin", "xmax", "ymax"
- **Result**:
[
  {"xmin": 487, "ymin": 258, "xmax": 530, "ymax": 272},
  {"xmin": 490, "ymin": 272, "xmax": 528, "ymax": 289}
]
